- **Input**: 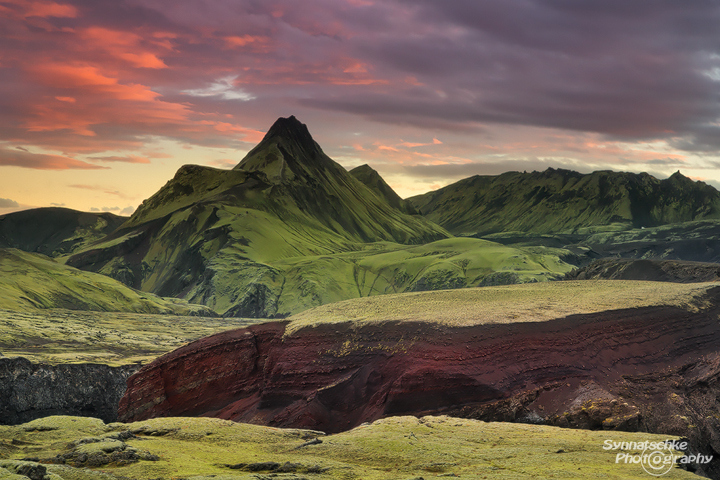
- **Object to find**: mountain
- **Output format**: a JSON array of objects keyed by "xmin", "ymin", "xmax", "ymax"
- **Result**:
[
  {"xmin": 0, "ymin": 248, "xmax": 213, "ymax": 315},
  {"xmin": 66, "ymin": 116, "xmax": 449, "ymax": 317},
  {"xmin": 349, "ymin": 164, "xmax": 417, "ymax": 214},
  {"xmin": 0, "ymin": 207, "xmax": 126, "ymax": 257},
  {"xmin": 409, "ymin": 168, "xmax": 720, "ymax": 236}
]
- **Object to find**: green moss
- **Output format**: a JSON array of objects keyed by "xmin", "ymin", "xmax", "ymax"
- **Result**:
[
  {"xmin": 0, "ymin": 308, "xmax": 262, "ymax": 365},
  {"xmin": 286, "ymin": 279, "xmax": 716, "ymax": 334},
  {"xmin": 0, "ymin": 415, "xmax": 698, "ymax": 480}
]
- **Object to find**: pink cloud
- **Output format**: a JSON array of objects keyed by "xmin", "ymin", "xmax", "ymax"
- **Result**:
[
  {"xmin": 87, "ymin": 155, "xmax": 152, "ymax": 164},
  {"xmin": 0, "ymin": 147, "xmax": 108, "ymax": 169}
]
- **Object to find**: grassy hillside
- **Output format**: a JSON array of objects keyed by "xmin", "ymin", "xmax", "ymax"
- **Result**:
[
  {"xmin": 286, "ymin": 279, "xmax": 715, "ymax": 333},
  {"xmin": 266, "ymin": 237, "xmax": 574, "ymax": 317},
  {"xmin": 69, "ymin": 233, "xmax": 573, "ymax": 317},
  {"xmin": 409, "ymin": 168, "xmax": 720, "ymax": 236},
  {"xmin": 0, "ymin": 308, "xmax": 260, "ymax": 365},
  {"xmin": 0, "ymin": 415, "xmax": 695, "ymax": 479},
  {"xmin": 0, "ymin": 248, "xmax": 213, "ymax": 316},
  {"xmin": 0, "ymin": 207, "xmax": 126, "ymax": 257}
]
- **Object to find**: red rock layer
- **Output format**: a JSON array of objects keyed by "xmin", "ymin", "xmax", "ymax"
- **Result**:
[
  {"xmin": 119, "ymin": 287, "xmax": 720, "ymax": 426},
  {"xmin": 119, "ymin": 287, "xmax": 720, "ymax": 477}
]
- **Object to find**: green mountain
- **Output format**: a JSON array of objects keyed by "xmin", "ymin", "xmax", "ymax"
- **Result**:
[
  {"xmin": 0, "ymin": 248, "xmax": 213, "ymax": 315},
  {"xmin": 409, "ymin": 168, "xmax": 720, "ymax": 236},
  {"xmin": 349, "ymin": 164, "xmax": 417, "ymax": 214},
  {"xmin": 0, "ymin": 208, "xmax": 126, "ymax": 257},
  {"xmin": 66, "ymin": 116, "xmax": 450, "ymax": 317}
]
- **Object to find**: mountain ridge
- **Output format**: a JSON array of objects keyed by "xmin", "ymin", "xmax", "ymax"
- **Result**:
[
  {"xmin": 409, "ymin": 167, "xmax": 720, "ymax": 236},
  {"xmin": 0, "ymin": 207, "xmax": 127, "ymax": 257}
]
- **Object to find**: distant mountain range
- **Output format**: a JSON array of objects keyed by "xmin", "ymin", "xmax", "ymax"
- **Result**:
[
  {"xmin": 3, "ymin": 116, "xmax": 720, "ymax": 316},
  {"xmin": 409, "ymin": 168, "xmax": 720, "ymax": 236},
  {"xmin": 0, "ymin": 208, "xmax": 125, "ymax": 256}
]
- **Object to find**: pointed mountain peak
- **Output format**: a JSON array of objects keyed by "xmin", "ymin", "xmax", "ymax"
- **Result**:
[
  {"xmin": 264, "ymin": 115, "xmax": 311, "ymax": 140},
  {"xmin": 256, "ymin": 115, "xmax": 321, "ymax": 160},
  {"xmin": 669, "ymin": 170, "xmax": 688, "ymax": 180},
  {"xmin": 234, "ymin": 116, "xmax": 339, "ymax": 182}
]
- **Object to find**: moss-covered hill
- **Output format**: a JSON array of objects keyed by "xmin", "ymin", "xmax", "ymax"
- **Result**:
[
  {"xmin": 409, "ymin": 168, "xmax": 720, "ymax": 236},
  {"xmin": 70, "ymin": 232, "xmax": 574, "ymax": 318},
  {"xmin": 0, "ymin": 248, "xmax": 213, "ymax": 316},
  {"xmin": 0, "ymin": 415, "xmax": 697, "ymax": 480},
  {"xmin": 0, "ymin": 208, "xmax": 126, "ymax": 257}
]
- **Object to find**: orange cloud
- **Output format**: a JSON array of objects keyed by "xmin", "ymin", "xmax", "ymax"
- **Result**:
[
  {"xmin": 0, "ymin": 147, "xmax": 108, "ymax": 169},
  {"xmin": 24, "ymin": 62, "xmax": 191, "ymax": 136},
  {"xmin": 224, "ymin": 35, "xmax": 269, "ymax": 51},
  {"xmin": 87, "ymin": 155, "xmax": 151, "ymax": 164},
  {"xmin": 69, "ymin": 184, "xmax": 131, "ymax": 199},
  {"xmin": 236, "ymin": 57, "xmax": 389, "ymax": 86},
  {"xmin": 79, "ymin": 27, "xmax": 168, "ymax": 69},
  {"xmin": 198, "ymin": 121, "xmax": 265, "ymax": 143},
  {"xmin": 24, "ymin": 1, "xmax": 77, "ymax": 18}
]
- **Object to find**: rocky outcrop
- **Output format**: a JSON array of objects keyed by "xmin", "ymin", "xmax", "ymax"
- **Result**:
[
  {"xmin": 120, "ymin": 287, "xmax": 720, "ymax": 477},
  {"xmin": 567, "ymin": 258, "xmax": 720, "ymax": 283},
  {"xmin": 0, "ymin": 358, "xmax": 137, "ymax": 424}
]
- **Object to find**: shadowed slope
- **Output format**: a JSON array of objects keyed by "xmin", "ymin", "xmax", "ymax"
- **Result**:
[
  {"xmin": 409, "ymin": 168, "xmax": 720, "ymax": 236},
  {"xmin": 0, "ymin": 207, "xmax": 126, "ymax": 257},
  {"xmin": 0, "ymin": 248, "xmax": 214, "ymax": 315}
]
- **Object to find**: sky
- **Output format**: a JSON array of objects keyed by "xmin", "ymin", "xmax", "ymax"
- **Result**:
[{"xmin": 2, "ymin": 0, "xmax": 720, "ymax": 215}]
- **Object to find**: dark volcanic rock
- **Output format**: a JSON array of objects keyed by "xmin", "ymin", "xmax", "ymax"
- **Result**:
[
  {"xmin": 0, "ymin": 358, "xmax": 137, "ymax": 424},
  {"xmin": 120, "ymin": 288, "xmax": 720, "ymax": 477},
  {"xmin": 567, "ymin": 258, "xmax": 720, "ymax": 282}
]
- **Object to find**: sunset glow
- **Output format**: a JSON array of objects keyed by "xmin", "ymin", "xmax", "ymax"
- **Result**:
[{"xmin": 3, "ymin": 0, "xmax": 720, "ymax": 214}]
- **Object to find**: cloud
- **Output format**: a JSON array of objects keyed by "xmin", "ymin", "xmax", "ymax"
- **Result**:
[
  {"xmin": 0, "ymin": 197, "xmax": 20, "ymax": 208},
  {"xmin": 2, "ymin": 0, "xmax": 720, "ymax": 190},
  {"xmin": 69, "ymin": 184, "xmax": 131, "ymax": 199},
  {"xmin": 208, "ymin": 158, "xmax": 238, "ymax": 169},
  {"xmin": 87, "ymin": 155, "xmax": 151, "ymax": 164},
  {"xmin": 0, "ymin": 147, "xmax": 109, "ymax": 169},
  {"xmin": 120, "ymin": 206, "xmax": 135, "ymax": 215},
  {"xmin": 183, "ymin": 76, "xmax": 256, "ymax": 101}
]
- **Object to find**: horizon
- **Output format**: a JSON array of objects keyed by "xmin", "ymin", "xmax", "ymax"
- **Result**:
[{"xmin": 3, "ymin": 1, "xmax": 720, "ymax": 215}]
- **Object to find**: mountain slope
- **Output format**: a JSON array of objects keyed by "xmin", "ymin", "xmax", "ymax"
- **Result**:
[
  {"xmin": 67, "ymin": 117, "xmax": 449, "ymax": 316},
  {"xmin": 0, "ymin": 208, "xmax": 126, "ymax": 257},
  {"xmin": 409, "ymin": 168, "xmax": 720, "ymax": 236},
  {"xmin": 0, "ymin": 248, "xmax": 213, "ymax": 315},
  {"xmin": 349, "ymin": 164, "xmax": 417, "ymax": 214}
]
